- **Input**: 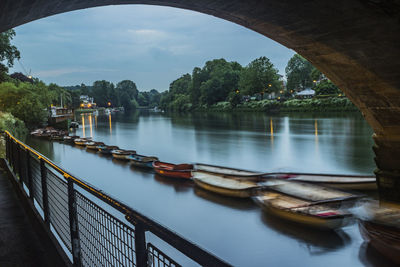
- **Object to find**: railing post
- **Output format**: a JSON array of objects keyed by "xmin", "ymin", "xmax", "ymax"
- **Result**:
[
  {"xmin": 11, "ymin": 140, "xmax": 16, "ymax": 173},
  {"xmin": 17, "ymin": 145, "xmax": 23, "ymax": 185},
  {"xmin": 40, "ymin": 159, "xmax": 50, "ymax": 226},
  {"xmin": 134, "ymin": 221, "xmax": 148, "ymax": 267},
  {"xmin": 26, "ymin": 150, "xmax": 34, "ymax": 200},
  {"xmin": 68, "ymin": 178, "xmax": 82, "ymax": 267},
  {"xmin": 5, "ymin": 135, "xmax": 10, "ymax": 163}
]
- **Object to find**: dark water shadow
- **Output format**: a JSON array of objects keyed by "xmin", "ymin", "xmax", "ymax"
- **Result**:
[
  {"xmin": 260, "ymin": 212, "xmax": 352, "ymax": 255},
  {"xmin": 111, "ymin": 158, "xmax": 130, "ymax": 166},
  {"xmin": 85, "ymin": 149, "xmax": 99, "ymax": 155},
  {"xmin": 153, "ymin": 174, "xmax": 193, "ymax": 193},
  {"xmin": 129, "ymin": 165, "xmax": 154, "ymax": 175},
  {"xmin": 194, "ymin": 187, "xmax": 257, "ymax": 211},
  {"xmin": 358, "ymin": 242, "xmax": 398, "ymax": 267}
]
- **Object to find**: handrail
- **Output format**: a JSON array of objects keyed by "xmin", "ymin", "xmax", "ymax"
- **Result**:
[{"xmin": 4, "ymin": 130, "xmax": 231, "ymax": 267}]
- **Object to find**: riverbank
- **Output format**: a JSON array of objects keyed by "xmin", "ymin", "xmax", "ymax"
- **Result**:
[{"xmin": 197, "ymin": 97, "xmax": 358, "ymax": 112}]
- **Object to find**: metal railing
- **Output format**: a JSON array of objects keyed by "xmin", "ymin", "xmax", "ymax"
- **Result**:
[{"xmin": 4, "ymin": 131, "xmax": 231, "ymax": 267}]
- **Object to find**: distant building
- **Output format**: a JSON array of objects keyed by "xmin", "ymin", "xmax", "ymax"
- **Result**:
[
  {"xmin": 296, "ymin": 88, "xmax": 315, "ymax": 99},
  {"xmin": 79, "ymin": 95, "xmax": 96, "ymax": 108}
]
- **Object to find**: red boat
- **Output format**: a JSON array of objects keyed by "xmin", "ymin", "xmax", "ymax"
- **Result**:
[{"xmin": 152, "ymin": 161, "xmax": 193, "ymax": 179}]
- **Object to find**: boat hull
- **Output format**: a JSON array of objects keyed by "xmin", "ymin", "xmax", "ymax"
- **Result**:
[
  {"xmin": 131, "ymin": 160, "xmax": 154, "ymax": 169},
  {"xmin": 153, "ymin": 161, "xmax": 193, "ymax": 179},
  {"xmin": 258, "ymin": 202, "xmax": 349, "ymax": 230},
  {"xmin": 154, "ymin": 168, "xmax": 192, "ymax": 179},
  {"xmin": 193, "ymin": 178, "xmax": 254, "ymax": 198},
  {"xmin": 358, "ymin": 220, "xmax": 400, "ymax": 264},
  {"xmin": 318, "ymin": 182, "xmax": 377, "ymax": 191},
  {"xmin": 112, "ymin": 154, "xmax": 132, "ymax": 160}
]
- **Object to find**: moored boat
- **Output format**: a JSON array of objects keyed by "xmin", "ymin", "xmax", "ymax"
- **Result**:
[
  {"xmin": 271, "ymin": 173, "xmax": 377, "ymax": 190},
  {"xmin": 129, "ymin": 154, "xmax": 159, "ymax": 168},
  {"xmin": 152, "ymin": 161, "xmax": 193, "ymax": 179},
  {"xmin": 357, "ymin": 201, "xmax": 400, "ymax": 264},
  {"xmin": 86, "ymin": 141, "xmax": 105, "ymax": 150},
  {"xmin": 74, "ymin": 138, "xmax": 92, "ymax": 146},
  {"xmin": 63, "ymin": 135, "xmax": 79, "ymax": 144},
  {"xmin": 194, "ymin": 163, "xmax": 263, "ymax": 177},
  {"xmin": 253, "ymin": 190, "xmax": 352, "ymax": 229},
  {"xmin": 192, "ymin": 171, "xmax": 260, "ymax": 198},
  {"xmin": 98, "ymin": 145, "xmax": 119, "ymax": 155},
  {"xmin": 111, "ymin": 149, "xmax": 137, "ymax": 160},
  {"xmin": 260, "ymin": 178, "xmax": 361, "ymax": 205},
  {"xmin": 50, "ymin": 135, "xmax": 65, "ymax": 141}
]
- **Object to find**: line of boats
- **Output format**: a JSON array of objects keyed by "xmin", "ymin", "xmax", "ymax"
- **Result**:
[{"xmin": 31, "ymin": 131, "xmax": 400, "ymax": 264}]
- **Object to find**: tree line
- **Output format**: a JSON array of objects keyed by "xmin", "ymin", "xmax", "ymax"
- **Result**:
[
  {"xmin": 159, "ymin": 54, "xmax": 341, "ymax": 111},
  {"xmin": 64, "ymin": 81, "xmax": 161, "ymax": 111}
]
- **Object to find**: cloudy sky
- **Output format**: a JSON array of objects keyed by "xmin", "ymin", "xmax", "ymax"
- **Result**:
[{"xmin": 10, "ymin": 5, "xmax": 294, "ymax": 91}]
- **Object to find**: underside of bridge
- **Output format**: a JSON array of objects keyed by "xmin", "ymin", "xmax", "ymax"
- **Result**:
[{"xmin": 0, "ymin": 0, "xmax": 399, "ymax": 200}]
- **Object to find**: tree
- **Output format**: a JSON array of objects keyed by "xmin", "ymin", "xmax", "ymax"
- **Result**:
[
  {"xmin": 0, "ymin": 29, "xmax": 20, "ymax": 82},
  {"xmin": 92, "ymin": 80, "xmax": 115, "ymax": 107},
  {"xmin": 170, "ymin": 74, "xmax": 192, "ymax": 95},
  {"xmin": 0, "ymin": 82, "xmax": 52, "ymax": 128},
  {"xmin": 285, "ymin": 54, "xmax": 313, "ymax": 91},
  {"xmin": 48, "ymin": 83, "xmax": 72, "ymax": 107},
  {"xmin": 116, "ymin": 80, "xmax": 138, "ymax": 110},
  {"xmin": 198, "ymin": 59, "xmax": 241, "ymax": 106},
  {"xmin": 314, "ymin": 80, "xmax": 341, "ymax": 95},
  {"xmin": 239, "ymin": 56, "xmax": 281, "ymax": 96}
]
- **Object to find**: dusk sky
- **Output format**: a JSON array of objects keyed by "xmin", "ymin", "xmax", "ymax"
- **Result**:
[{"xmin": 10, "ymin": 5, "xmax": 294, "ymax": 91}]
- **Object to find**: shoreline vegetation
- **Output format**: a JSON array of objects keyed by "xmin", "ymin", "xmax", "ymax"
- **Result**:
[{"xmin": 195, "ymin": 97, "xmax": 358, "ymax": 113}]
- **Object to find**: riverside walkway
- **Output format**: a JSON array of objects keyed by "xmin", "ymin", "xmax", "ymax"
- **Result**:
[{"xmin": 0, "ymin": 163, "xmax": 66, "ymax": 267}]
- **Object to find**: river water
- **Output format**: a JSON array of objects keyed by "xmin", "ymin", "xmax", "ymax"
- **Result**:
[{"xmin": 26, "ymin": 111, "xmax": 391, "ymax": 267}]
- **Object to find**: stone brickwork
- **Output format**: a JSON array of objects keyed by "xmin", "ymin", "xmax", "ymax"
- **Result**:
[{"xmin": 0, "ymin": 0, "xmax": 399, "ymax": 200}]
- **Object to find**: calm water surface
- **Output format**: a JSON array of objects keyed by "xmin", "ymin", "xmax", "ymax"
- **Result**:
[{"xmin": 26, "ymin": 111, "xmax": 389, "ymax": 267}]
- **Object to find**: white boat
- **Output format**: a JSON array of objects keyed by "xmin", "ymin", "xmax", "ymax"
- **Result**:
[
  {"xmin": 194, "ymin": 163, "xmax": 263, "ymax": 177},
  {"xmin": 192, "ymin": 171, "xmax": 260, "ymax": 198}
]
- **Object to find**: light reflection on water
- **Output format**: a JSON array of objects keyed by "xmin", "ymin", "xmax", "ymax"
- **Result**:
[{"xmin": 26, "ymin": 111, "xmax": 379, "ymax": 267}]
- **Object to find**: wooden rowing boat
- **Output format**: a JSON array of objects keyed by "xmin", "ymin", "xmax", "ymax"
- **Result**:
[
  {"xmin": 86, "ymin": 141, "xmax": 105, "ymax": 150},
  {"xmin": 129, "ymin": 154, "xmax": 159, "ymax": 168},
  {"xmin": 192, "ymin": 171, "xmax": 260, "ymax": 198},
  {"xmin": 50, "ymin": 135, "xmax": 65, "ymax": 141},
  {"xmin": 152, "ymin": 161, "xmax": 193, "ymax": 179},
  {"xmin": 63, "ymin": 135, "xmax": 79, "ymax": 144},
  {"xmin": 357, "ymin": 201, "xmax": 400, "ymax": 264},
  {"xmin": 272, "ymin": 173, "xmax": 377, "ymax": 190},
  {"xmin": 74, "ymin": 138, "xmax": 92, "ymax": 146},
  {"xmin": 97, "ymin": 145, "xmax": 119, "ymax": 154},
  {"xmin": 194, "ymin": 163, "xmax": 263, "ymax": 177},
  {"xmin": 260, "ymin": 178, "xmax": 360, "ymax": 205},
  {"xmin": 111, "ymin": 149, "xmax": 137, "ymax": 160},
  {"xmin": 194, "ymin": 164, "xmax": 376, "ymax": 190},
  {"xmin": 253, "ymin": 190, "xmax": 352, "ymax": 230}
]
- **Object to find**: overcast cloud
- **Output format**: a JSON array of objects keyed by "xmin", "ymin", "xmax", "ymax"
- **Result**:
[{"xmin": 10, "ymin": 5, "xmax": 294, "ymax": 91}]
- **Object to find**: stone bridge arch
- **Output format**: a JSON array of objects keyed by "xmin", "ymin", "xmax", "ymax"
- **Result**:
[{"xmin": 1, "ymin": 0, "xmax": 399, "ymax": 200}]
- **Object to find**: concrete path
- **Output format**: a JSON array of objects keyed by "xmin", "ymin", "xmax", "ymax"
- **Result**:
[{"xmin": 0, "ymin": 165, "xmax": 65, "ymax": 267}]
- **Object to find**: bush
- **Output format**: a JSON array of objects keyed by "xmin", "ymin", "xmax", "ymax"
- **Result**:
[{"xmin": 0, "ymin": 112, "xmax": 27, "ymax": 137}]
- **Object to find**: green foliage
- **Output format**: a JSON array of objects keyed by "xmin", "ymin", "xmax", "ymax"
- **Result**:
[
  {"xmin": 0, "ymin": 82, "xmax": 52, "ymax": 128},
  {"xmin": 228, "ymin": 91, "xmax": 241, "ymax": 108},
  {"xmin": 161, "ymin": 58, "xmax": 245, "ymax": 111},
  {"xmin": 92, "ymin": 80, "xmax": 115, "ymax": 107},
  {"xmin": 0, "ymin": 29, "xmax": 20, "ymax": 82},
  {"xmin": 48, "ymin": 83, "xmax": 72, "ymax": 107},
  {"xmin": 239, "ymin": 56, "xmax": 281, "ymax": 95},
  {"xmin": 314, "ymin": 80, "xmax": 341, "ymax": 95},
  {"xmin": 285, "ymin": 54, "xmax": 314, "ymax": 91},
  {"xmin": 0, "ymin": 112, "xmax": 27, "ymax": 138},
  {"xmin": 170, "ymin": 94, "xmax": 191, "ymax": 112},
  {"xmin": 116, "ymin": 80, "xmax": 139, "ymax": 111}
]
